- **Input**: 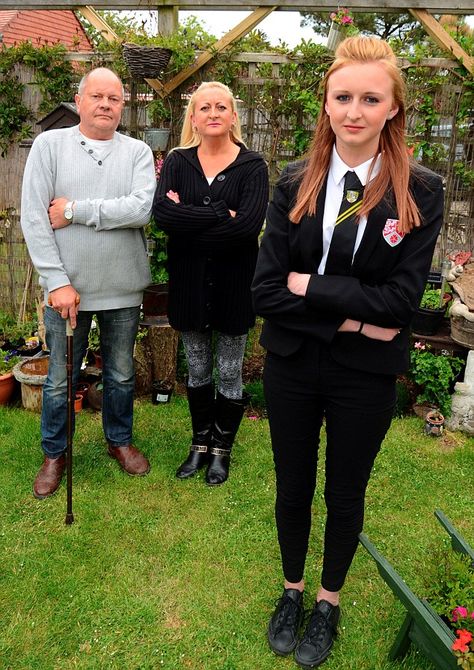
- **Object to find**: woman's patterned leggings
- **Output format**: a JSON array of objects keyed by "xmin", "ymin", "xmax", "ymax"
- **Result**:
[{"xmin": 181, "ymin": 330, "xmax": 247, "ymax": 399}]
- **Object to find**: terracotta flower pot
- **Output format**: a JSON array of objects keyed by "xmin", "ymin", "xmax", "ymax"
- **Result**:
[
  {"xmin": 92, "ymin": 352, "xmax": 102, "ymax": 369},
  {"xmin": 0, "ymin": 371, "xmax": 16, "ymax": 405},
  {"xmin": 74, "ymin": 394, "xmax": 83, "ymax": 413},
  {"xmin": 75, "ymin": 382, "xmax": 90, "ymax": 403}
]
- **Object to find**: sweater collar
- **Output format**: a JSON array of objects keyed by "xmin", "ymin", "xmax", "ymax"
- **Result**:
[{"xmin": 71, "ymin": 124, "xmax": 118, "ymax": 163}]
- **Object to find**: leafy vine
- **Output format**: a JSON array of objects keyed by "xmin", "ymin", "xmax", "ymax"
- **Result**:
[{"xmin": 0, "ymin": 42, "xmax": 75, "ymax": 156}]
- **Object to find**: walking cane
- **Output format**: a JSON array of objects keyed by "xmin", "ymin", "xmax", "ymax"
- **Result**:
[
  {"xmin": 48, "ymin": 295, "xmax": 78, "ymax": 525},
  {"xmin": 65, "ymin": 316, "xmax": 74, "ymax": 525}
]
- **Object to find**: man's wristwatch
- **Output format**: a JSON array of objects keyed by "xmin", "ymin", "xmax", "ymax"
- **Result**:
[{"xmin": 64, "ymin": 201, "xmax": 74, "ymax": 222}]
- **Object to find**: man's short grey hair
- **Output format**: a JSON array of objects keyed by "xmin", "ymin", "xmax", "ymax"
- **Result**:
[{"xmin": 77, "ymin": 68, "xmax": 125, "ymax": 98}]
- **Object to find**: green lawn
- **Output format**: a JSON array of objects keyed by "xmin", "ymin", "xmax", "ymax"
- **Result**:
[{"xmin": 0, "ymin": 396, "xmax": 472, "ymax": 670}]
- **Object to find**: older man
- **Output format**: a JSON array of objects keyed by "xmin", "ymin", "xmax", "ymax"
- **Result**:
[{"xmin": 21, "ymin": 67, "xmax": 156, "ymax": 498}]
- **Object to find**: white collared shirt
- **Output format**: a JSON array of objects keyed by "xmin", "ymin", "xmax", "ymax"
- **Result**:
[{"xmin": 318, "ymin": 146, "xmax": 381, "ymax": 275}]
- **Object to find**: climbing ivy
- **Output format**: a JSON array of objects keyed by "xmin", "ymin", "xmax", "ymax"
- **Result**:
[
  {"xmin": 0, "ymin": 76, "xmax": 31, "ymax": 156},
  {"xmin": 0, "ymin": 42, "xmax": 75, "ymax": 156}
]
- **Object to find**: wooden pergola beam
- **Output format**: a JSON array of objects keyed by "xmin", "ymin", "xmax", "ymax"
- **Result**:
[
  {"xmin": 146, "ymin": 6, "xmax": 277, "ymax": 96},
  {"xmin": 79, "ymin": 6, "xmax": 119, "ymax": 42},
  {"xmin": 0, "ymin": 1, "xmax": 473, "ymax": 11},
  {"xmin": 409, "ymin": 8, "xmax": 474, "ymax": 74},
  {"xmin": 78, "ymin": 6, "xmax": 278, "ymax": 97},
  {"xmin": 78, "ymin": 5, "xmax": 473, "ymax": 93}
]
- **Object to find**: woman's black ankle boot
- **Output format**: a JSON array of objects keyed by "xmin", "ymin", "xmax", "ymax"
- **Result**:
[
  {"xmin": 176, "ymin": 383, "xmax": 214, "ymax": 479},
  {"xmin": 206, "ymin": 391, "xmax": 249, "ymax": 486}
]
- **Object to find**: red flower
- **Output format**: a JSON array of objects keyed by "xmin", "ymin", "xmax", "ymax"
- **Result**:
[{"xmin": 452, "ymin": 629, "xmax": 473, "ymax": 653}]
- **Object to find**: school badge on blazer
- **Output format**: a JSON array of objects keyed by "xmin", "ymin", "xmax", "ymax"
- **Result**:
[{"xmin": 382, "ymin": 219, "xmax": 405, "ymax": 247}]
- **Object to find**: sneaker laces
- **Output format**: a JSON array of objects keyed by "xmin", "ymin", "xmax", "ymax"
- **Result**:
[
  {"xmin": 302, "ymin": 608, "xmax": 336, "ymax": 647},
  {"xmin": 272, "ymin": 594, "xmax": 303, "ymax": 634}
]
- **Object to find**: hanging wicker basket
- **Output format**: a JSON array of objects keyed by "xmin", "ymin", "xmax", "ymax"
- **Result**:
[{"xmin": 122, "ymin": 43, "xmax": 172, "ymax": 79}]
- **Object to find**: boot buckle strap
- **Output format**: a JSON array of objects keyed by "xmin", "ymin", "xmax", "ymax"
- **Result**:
[
  {"xmin": 210, "ymin": 447, "xmax": 230, "ymax": 456},
  {"xmin": 191, "ymin": 445, "xmax": 208, "ymax": 453}
]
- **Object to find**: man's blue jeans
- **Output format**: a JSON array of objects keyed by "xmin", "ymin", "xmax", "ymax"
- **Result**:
[{"xmin": 41, "ymin": 305, "xmax": 140, "ymax": 457}]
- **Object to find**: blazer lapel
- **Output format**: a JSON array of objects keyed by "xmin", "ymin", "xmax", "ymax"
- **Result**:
[
  {"xmin": 352, "ymin": 199, "xmax": 395, "ymax": 271},
  {"xmin": 300, "ymin": 179, "xmax": 327, "ymax": 272}
]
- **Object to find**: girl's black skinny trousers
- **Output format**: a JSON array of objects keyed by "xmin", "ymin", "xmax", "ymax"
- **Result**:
[{"xmin": 263, "ymin": 338, "xmax": 396, "ymax": 592}]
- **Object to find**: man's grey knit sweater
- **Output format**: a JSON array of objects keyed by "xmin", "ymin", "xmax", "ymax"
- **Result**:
[{"xmin": 21, "ymin": 125, "xmax": 155, "ymax": 311}]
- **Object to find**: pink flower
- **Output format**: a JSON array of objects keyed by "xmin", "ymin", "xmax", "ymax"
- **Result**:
[
  {"xmin": 329, "ymin": 7, "xmax": 354, "ymax": 25},
  {"xmin": 414, "ymin": 341, "xmax": 426, "ymax": 350},
  {"xmin": 453, "ymin": 606, "xmax": 469, "ymax": 621},
  {"xmin": 155, "ymin": 157, "xmax": 164, "ymax": 180}
]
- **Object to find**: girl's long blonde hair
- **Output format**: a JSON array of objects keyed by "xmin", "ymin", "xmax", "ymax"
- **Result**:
[
  {"xmin": 179, "ymin": 81, "xmax": 245, "ymax": 148},
  {"xmin": 290, "ymin": 36, "xmax": 421, "ymax": 234}
]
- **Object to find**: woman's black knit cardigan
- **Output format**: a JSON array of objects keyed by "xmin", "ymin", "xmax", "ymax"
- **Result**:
[{"xmin": 152, "ymin": 144, "xmax": 269, "ymax": 335}]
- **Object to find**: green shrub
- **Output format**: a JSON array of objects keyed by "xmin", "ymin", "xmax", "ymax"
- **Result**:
[
  {"xmin": 423, "ymin": 539, "xmax": 474, "ymax": 621},
  {"xmin": 409, "ymin": 342, "xmax": 464, "ymax": 416},
  {"xmin": 0, "ymin": 349, "xmax": 21, "ymax": 374}
]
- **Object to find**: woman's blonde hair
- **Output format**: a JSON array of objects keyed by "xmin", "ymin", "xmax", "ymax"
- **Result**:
[
  {"xmin": 179, "ymin": 81, "xmax": 245, "ymax": 148},
  {"xmin": 290, "ymin": 36, "xmax": 421, "ymax": 233}
]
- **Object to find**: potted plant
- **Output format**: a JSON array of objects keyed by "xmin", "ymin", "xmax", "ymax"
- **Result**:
[
  {"xmin": 121, "ymin": 21, "xmax": 202, "ymax": 79},
  {"xmin": 0, "ymin": 311, "xmax": 37, "ymax": 351},
  {"xmin": 423, "ymin": 540, "xmax": 474, "ymax": 669},
  {"xmin": 452, "ymin": 608, "xmax": 474, "ymax": 669},
  {"xmin": 0, "ymin": 348, "xmax": 21, "ymax": 405},
  {"xmin": 327, "ymin": 7, "xmax": 355, "ymax": 52},
  {"xmin": 143, "ymin": 214, "xmax": 169, "ymax": 319},
  {"xmin": 144, "ymin": 99, "xmax": 171, "ymax": 152},
  {"xmin": 408, "ymin": 341, "xmax": 464, "ymax": 417},
  {"xmin": 412, "ymin": 285, "xmax": 451, "ymax": 336}
]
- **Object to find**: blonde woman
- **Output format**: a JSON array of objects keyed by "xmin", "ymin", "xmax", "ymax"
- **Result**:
[
  {"xmin": 252, "ymin": 37, "xmax": 443, "ymax": 667},
  {"xmin": 152, "ymin": 82, "xmax": 269, "ymax": 486}
]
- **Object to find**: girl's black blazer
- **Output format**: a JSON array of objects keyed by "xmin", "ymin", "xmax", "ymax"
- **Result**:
[{"xmin": 251, "ymin": 162, "xmax": 444, "ymax": 375}]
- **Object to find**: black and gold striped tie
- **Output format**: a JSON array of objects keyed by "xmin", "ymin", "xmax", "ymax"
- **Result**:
[{"xmin": 325, "ymin": 171, "xmax": 364, "ymax": 275}]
